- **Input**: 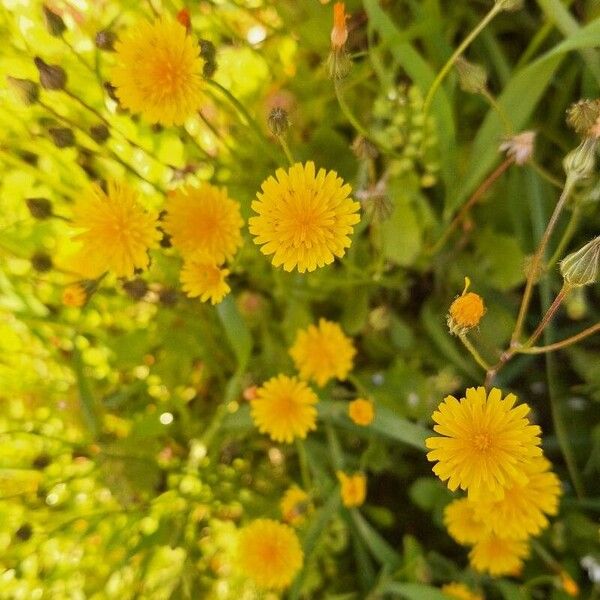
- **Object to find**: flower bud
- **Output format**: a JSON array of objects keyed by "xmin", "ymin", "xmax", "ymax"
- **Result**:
[
  {"xmin": 566, "ymin": 99, "xmax": 600, "ymax": 137},
  {"xmin": 34, "ymin": 57, "xmax": 67, "ymax": 90},
  {"xmin": 496, "ymin": 0, "xmax": 523, "ymax": 10},
  {"xmin": 560, "ymin": 236, "xmax": 600, "ymax": 287},
  {"xmin": 447, "ymin": 277, "xmax": 486, "ymax": 336},
  {"xmin": 49, "ymin": 127, "xmax": 75, "ymax": 148},
  {"xmin": 26, "ymin": 197, "xmax": 53, "ymax": 220},
  {"xmin": 90, "ymin": 124, "xmax": 109, "ymax": 144},
  {"xmin": 122, "ymin": 278, "xmax": 149, "ymax": 300},
  {"xmin": 103, "ymin": 81, "xmax": 119, "ymax": 102},
  {"xmin": 455, "ymin": 57, "xmax": 488, "ymax": 95},
  {"xmin": 563, "ymin": 138, "xmax": 597, "ymax": 182},
  {"xmin": 31, "ymin": 251, "xmax": 53, "ymax": 272},
  {"xmin": 95, "ymin": 30, "xmax": 116, "ymax": 51},
  {"xmin": 43, "ymin": 5, "xmax": 66, "ymax": 37},
  {"xmin": 199, "ymin": 39, "xmax": 217, "ymax": 78},
  {"xmin": 331, "ymin": 3, "xmax": 349, "ymax": 50},
  {"xmin": 267, "ymin": 107, "xmax": 289, "ymax": 137},
  {"xmin": 6, "ymin": 76, "xmax": 39, "ymax": 105}
]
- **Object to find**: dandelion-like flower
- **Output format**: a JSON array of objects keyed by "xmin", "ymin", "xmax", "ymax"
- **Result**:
[
  {"xmin": 180, "ymin": 259, "xmax": 230, "ymax": 305},
  {"xmin": 348, "ymin": 398, "xmax": 375, "ymax": 426},
  {"xmin": 472, "ymin": 456, "xmax": 561, "ymax": 540},
  {"xmin": 62, "ymin": 283, "xmax": 87, "ymax": 308},
  {"xmin": 249, "ymin": 162, "xmax": 360, "ymax": 273},
  {"xmin": 337, "ymin": 471, "xmax": 366, "ymax": 507},
  {"xmin": 111, "ymin": 18, "xmax": 204, "ymax": 126},
  {"xmin": 425, "ymin": 387, "xmax": 542, "ymax": 499},
  {"xmin": 447, "ymin": 277, "xmax": 485, "ymax": 336},
  {"xmin": 236, "ymin": 519, "xmax": 303, "ymax": 590},
  {"xmin": 289, "ymin": 319, "xmax": 356, "ymax": 387},
  {"xmin": 71, "ymin": 181, "xmax": 160, "ymax": 278},
  {"xmin": 280, "ymin": 486, "xmax": 311, "ymax": 525},
  {"xmin": 443, "ymin": 498, "xmax": 487, "ymax": 546},
  {"xmin": 469, "ymin": 535, "xmax": 529, "ymax": 576},
  {"xmin": 441, "ymin": 582, "xmax": 484, "ymax": 600},
  {"xmin": 163, "ymin": 183, "xmax": 244, "ymax": 264},
  {"xmin": 250, "ymin": 375, "xmax": 318, "ymax": 443}
]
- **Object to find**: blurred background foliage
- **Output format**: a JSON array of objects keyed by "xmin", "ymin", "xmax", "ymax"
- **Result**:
[{"xmin": 0, "ymin": 0, "xmax": 599, "ymax": 598}]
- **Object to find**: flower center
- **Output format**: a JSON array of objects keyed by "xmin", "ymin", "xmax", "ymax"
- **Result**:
[{"xmin": 473, "ymin": 432, "xmax": 492, "ymax": 451}]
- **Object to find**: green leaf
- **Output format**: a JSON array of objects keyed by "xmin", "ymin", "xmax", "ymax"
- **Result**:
[
  {"xmin": 72, "ymin": 344, "xmax": 100, "ymax": 437},
  {"xmin": 494, "ymin": 580, "xmax": 531, "ymax": 600},
  {"xmin": 381, "ymin": 197, "xmax": 422, "ymax": 267},
  {"xmin": 474, "ymin": 228, "xmax": 526, "ymax": 291},
  {"xmin": 378, "ymin": 582, "xmax": 450, "ymax": 599},
  {"xmin": 350, "ymin": 509, "xmax": 401, "ymax": 567},
  {"xmin": 216, "ymin": 295, "xmax": 252, "ymax": 372}
]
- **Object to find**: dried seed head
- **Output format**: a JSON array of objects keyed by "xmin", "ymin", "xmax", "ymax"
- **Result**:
[
  {"xmin": 560, "ymin": 236, "xmax": 600, "ymax": 287},
  {"xmin": 267, "ymin": 107, "xmax": 290, "ymax": 137},
  {"xmin": 95, "ymin": 30, "xmax": 116, "ymax": 52},
  {"xmin": 499, "ymin": 131, "xmax": 536, "ymax": 165},
  {"xmin": 34, "ymin": 57, "xmax": 67, "ymax": 90},
  {"xmin": 566, "ymin": 99, "xmax": 600, "ymax": 137}
]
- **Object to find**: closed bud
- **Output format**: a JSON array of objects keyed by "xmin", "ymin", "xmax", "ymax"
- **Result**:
[
  {"xmin": 103, "ymin": 81, "xmax": 119, "ymax": 102},
  {"xmin": 34, "ymin": 57, "xmax": 67, "ymax": 90},
  {"xmin": 199, "ymin": 39, "xmax": 217, "ymax": 77},
  {"xmin": 49, "ymin": 127, "xmax": 75, "ymax": 148},
  {"xmin": 95, "ymin": 30, "xmax": 116, "ymax": 51},
  {"xmin": 122, "ymin": 278, "xmax": 149, "ymax": 300},
  {"xmin": 31, "ymin": 251, "xmax": 53, "ymax": 272},
  {"xmin": 90, "ymin": 124, "xmax": 109, "ymax": 144},
  {"xmin": 326, "ymin": 49, "xmax": 352, "ymax": 80},
  {"xmin": 26, "ymin": 197, "xmax": 53, "ymax": 220},
  {"xmin": 6, "ymin": 76, "xmax": 39, "ymax": 105},
  {"xmin": 566, "ymin": 99, "xmax": 600, "ymax": 137},
  {"xmin": 159, "ymin": 288, "xmax": 178, "ymax": 307},
  {"xmin": 455, "ymin": 57, "xmax": 488, "ymax": 95},
  {"xmin": 267, "ymin": 107, "xmax": 289, "ymax": 137},
  {"xmin": 496, "ymin": 0, "xmax": 523, "ymax": 10},
  {"xmin": 560, "ymin": 236, "xmax": 600, "ymax": 287},
  {"xmin": 43, "ymin": 5, "xmax": 66, "ymax": 36},
  {"xmin": 563, "ymin": 138, "xmax": 597, "ymax": 182}
]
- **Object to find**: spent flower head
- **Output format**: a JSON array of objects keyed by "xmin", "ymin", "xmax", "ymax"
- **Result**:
[
  {"xmin": 499, "ymin": 131, "xmax": 536, "ymax": 165},
  {"xmin": 566, "ymin": 99, "xmax": 600, "ymax": 137}
]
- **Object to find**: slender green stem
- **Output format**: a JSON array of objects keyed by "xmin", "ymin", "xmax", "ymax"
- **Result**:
[
  {"xmin": 522, "ymin": 284, "xmax": 572, "ymax": 349},
  {"xmin": 481, "ymin": 88, "xmax": 513, "ymax": 134},
  {"xmin": 459, "ymin": 334, "xmax": 492, "ymax": 371},
  {"xmin": 518, "ymin": 321, "xmax": 600, "ymax": 354},
  {"xmin": 61, "ymin": 35, "xmax": 95, "ymax": 74},
  {"xmin": 511, "ymin": 177, "xmax": 575, "ymax": 344},
  {"xmin": 276, "ymin": 134, "xmax": 295, "ymax": 166},
  {"xmin": 347, "ymin": 374, "xmax": 370, "ymax": 398},
  {"xmin": 296, "ymin": 440, "xmax": 312, "ymax": 491},
  {"xmin": 530, "ymin": 160, "xmax": 564, "ymax": 189},
  {"xmin": 334, "ymin": 78, "xmax": 371, "ymax": 140},
  {"xmin": 547, "ymin": 206, "xmax": 581, "ymax": 268},
  {"xmin": 423, "ymin": 2, "xmax": 503, "ymax": 116}
]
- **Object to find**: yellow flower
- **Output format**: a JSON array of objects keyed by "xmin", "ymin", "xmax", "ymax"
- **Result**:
[
  {"xmin": 280, "ymin": 486, "xmax": 312, "ymax": 525},
  {"xmin": 472, "ymin": 456, "xmax": 561, "ymax": 540},
  {"xmin": 469, "ymin": 535, "xmax": 529, "ymax": 576},
  {"xmin": 62, "ymin": 283, "xmax": 87, "ymax": 307},
  {"xmin": 348, "ymin": 398, "xmax": 375, "ymax": 426},
  {"xmin": 250, "ymin": 375, "xmax": 318, "ymax": 443},
  {"xmin": 71, "ymin": 181, "xmax": 160, "ymax": 278},
  {"xmin": 180, "ymin": 259, "xmax": 230, "ymax": 305},
  {"xmin": 337, "ymin": 471, "xmax": 366, "ymax": 507},
  {"xmin": 163, "ymin": 183, "xmax": 243, "ymax": 264},
  {"xmin": 289, "ymin": 319, "xmax": 356, "ymax": 387},
  {"xmin": 111, "ymin": 18, "xmax": 204, "ymax": 126},
  {"xmin": 249, "ymin": 161, "xmax": 360, "ymax": 272},
  {"xmin": 441, "ymin": 582, "xmax": 484, "ymax": 600},
  {"xmin": 236, "ymin": 519, "xmax": 303, "ymax": 590},
  {"xmin": 443, "ymin": 498, "xmax": 487, "ymax": 546},
  {"xmin": 447, "ymin": 277, "xmax": 485, "ymax": 336},
  {"xmin": 426, "ymin": 387, "xmax": 542, "ymax": 499}
]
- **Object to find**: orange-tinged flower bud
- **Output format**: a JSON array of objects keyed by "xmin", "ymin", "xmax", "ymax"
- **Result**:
[
  {"xmin": 447, "ymin": 277, "xmax": 486, "ymax": 336},
  {"xmin": 176, "ymin": 8, "xmax": 191, "ymax": 32},
  {"xmin": 331, "ymin": 3, "xmax": 348, "ymax": 49}
]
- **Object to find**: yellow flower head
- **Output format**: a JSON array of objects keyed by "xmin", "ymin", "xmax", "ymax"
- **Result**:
[
  {"xmin": 447, "ymin": 277, "xmax": 485, "ymax": 336},
  {"xmin": 111, "ymin": 18, "xmax": 204, "ymax": 126},
  {"xmin": 289, "ymin": 319, "xmax": 356, "ymax": 387},
  {"xmin": 251, "ymin": 375, "xmax": 318, "ymax": 443},
  {"xmin": 62, "ymin": 283, "xmax": 87, "ymax": 308},
  {"xmin": 337, "ymin": 471, "xmax": 366, "ymax": 507},
  {"xmin": 441, "ymin": 582, "xmax": 484, "ymax": 600},
  {"xmin": 163, "ymin": 183, "xmax": 244, "ymax": 264},
  {"xmin": 443, "ymin": 498, "xmax": 487, "ymax": 546},
  {"xmin": 280, "ymin": 486, "xmax": 312, "ymax": 526},
  {"xmin": 348, "ymin": 398, "xmax": 375, "ymax": 426},
  {"xmin": 71, "ymin": 181, "xmax": 160, "ymax": 279},
  {"xmin": 472, "ymin": 455, "xmax": 561, "ymax": 540},
  {"xmin": 180, "ymin": 259, "xmax": 230, "ymax": 305},
  {"xmin": 469, "ymin": 535, "xmax": 529, "ymax": 576},
  {"xmin": 249, "ymin": 162, "xmax": 360, "ymax": 273},
  {"xmin": 425, "ymin": 387, "xmax": 542, "ymax": 499},
  {"xmin": 236, "ymin": 519, "xmax": 303, "ymax": 590}
]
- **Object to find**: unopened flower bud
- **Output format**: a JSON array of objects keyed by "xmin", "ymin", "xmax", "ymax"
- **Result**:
[
  {"xmin": 103, "ymin": 81, "xmax": 119, "ymax": 102},
  {"xmin": 26, "ymin": 197, "xmax": 53, "ymax": 220},
  {"xmin": 90, "ymin": 124, "xmax": 109, "ymax": 144},
  {"xmin": 159, "ymin": 287, "xmax": 178, "ymax": 307},
  {"xmin": 34, "ymin": 57, "xmax": 67, "ymax": 90},
  {"xmin": 49, "ymin": 127, "xmax": 75, "ymax": 148},
  {"xmin": 331, "ymin": 3, "xmax": 349, "ymax": 50},
  {"xmin": 31, "ymin": 251, "xmax": 53, "ymax": 272},
  {"xmin": 267, "ymin": 107, "xmax": 289, "ymax": 137},
  {"xmin": 122, "ymin": 278, "xmax": 149, "ymax": 300},
  {"xmin": 566, "ymin": 99, "xmax": 600, "ymax": 137},
  {"xmin": 455, "ymin": 57, "xmax": 488, "ymax": 95},
  {"xmin": 447, "ymin": 277, "xmax": 486, "ymax": 336},
  {"xmin": 43, "ymin": 5, "xmax": 66, "ymax": 37},
  {"xmin": 95, "ymin": 30, "xmax": 116, "ymax": 51},
  {"xmin": 6, "ymin": 76, "xmax": 39, "ymax": 105},
  {"xmin": 496, "ymin": 0, "xmax": 523, "ymax": 10},
  {"xmin": 560, "ymin": 236, "xmax": 600, "ymax": 287},
  {"xmin": 563, "ymin": 138, "xmax": 597, "ymax": 182}
]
